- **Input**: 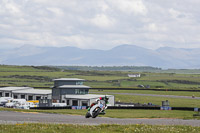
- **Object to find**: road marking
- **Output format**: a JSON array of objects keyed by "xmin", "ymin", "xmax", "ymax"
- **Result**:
[{"xmin": 20, "ymin": 112, "xmax": 39, "ymax": 114}]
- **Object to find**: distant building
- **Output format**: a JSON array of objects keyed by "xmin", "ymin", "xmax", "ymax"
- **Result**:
[
  {"xmin": 52, "ymin": 78, "xmax": 90, "ymax": 102},
  {"xmin": 0, "ymin": 87, "xmax": 51, "ymax": 101},
  {"xmin": 64, "ymin": 94, "xmax": 114, "ymax": 106},
  {"xmin": 12, "ymin": 89, "xmax": 51, "ymax": 100},
  {"xmin": 52, "ymin": 78, "xmax": 115, "ymax": 106},
  {"xmin": 0, "ymin": 87, "xmax": 33, "ymax": 97},
  {"xmin": 0, "ymin": 78, "xmax": 115, "ymax": 106},
  {"xmin": 128, "ymin": 74, "xmax": 141, "ymax": 78}
]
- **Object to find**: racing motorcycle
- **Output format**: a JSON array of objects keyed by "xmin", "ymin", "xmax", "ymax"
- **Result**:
[{"xmin": 85, "ymin": 96, "xmax": 109, "ymax": 118}]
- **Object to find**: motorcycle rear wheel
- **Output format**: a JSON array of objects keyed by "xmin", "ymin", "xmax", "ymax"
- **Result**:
[{"xmin": 85, "ymin": 112, "xmax": 91, "ymax": 118}]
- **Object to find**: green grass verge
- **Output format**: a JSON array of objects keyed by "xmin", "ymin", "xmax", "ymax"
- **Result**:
[
  {"xmin": 90, "ymin": 91, "xmax": 200, "ymax": 107},
  {"xmin": 0, "ymin": 108, "xmax": 199, "ymax": 119},
  {"xmin": 112, "ymin": 94, "xmax": 200, "ymax": 107},
  {"xmin": 90, "ymin": 90, "xmax": 200, "ymax": 97},
  {"xmin": 0, "ymin": 123, "xmax": 200, "ymax": 133},
  {"xmin": 105, "ymin": 110, "xmax": 197, "ymax": 119}
]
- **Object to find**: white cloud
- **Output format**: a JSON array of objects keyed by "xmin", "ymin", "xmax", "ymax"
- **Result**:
[
  {"xmin": 147, "ymin": 23, "xmax": 158, "ymax": 32},
  {"xmin": 143, "ymin": 23, "xmax": 167, "ymax": 33},
  {"xmin": 169, "ymin": 8, "xmax": 181, "ymax": 19},
  {"xmin": 5, "ymin": 2, "xmax": 21, "ymax": 14},
  {"xmin": 46, "ymin": 7, "xmax": 64, "ymax": 17},
  {"xmin": 0, "ymin": 0, "xmax": 200, "ymax": 50},
  {"xmin": 108, "ymin": 0, "xmax": 147, "ymax": 15},
  {"xmin": 90, "ymin": 14, "xmax": 115, "ymax": 28}
]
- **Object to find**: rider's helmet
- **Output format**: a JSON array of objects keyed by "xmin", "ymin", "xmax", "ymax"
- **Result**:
[
  {"xmin": 99, "ymin": 97, "xmax": 102, "ymax": 100},
  {"xmin": 105, "ymin": 96, "xmax": 109, "ymax": 100},
  {"xmin": 105, "ymin": 96, "xmax": 109, "ymax": 104}
]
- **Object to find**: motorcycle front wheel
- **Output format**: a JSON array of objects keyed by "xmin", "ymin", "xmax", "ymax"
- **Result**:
[{"xmin": 92, "ymin": 108, "xmax": 101, "ymax": 118}]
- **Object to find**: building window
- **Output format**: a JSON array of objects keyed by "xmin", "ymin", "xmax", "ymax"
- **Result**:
[
  {"xmin": 41, "ymin": 99, "xmax": 47, "ymax": 104},
  {"xmin": 28, "ymin": 96, "xmax": 33, "ymax": 100},
  {"xmin": 52, "ymin": 99, "xmax": 57, "ymax": 103},
  {"xmin": 82, "ymin": 101, "xmax": 88, "ymax": 106},
  {"xmin": 75, "ymin": 89, "xmax": 88, "ymax": 94},
  {"xmin": 0, "ymin": 92, "xmax": 2, "ymax": 97},
  {"xmin": 14, "ymin": 95, "xmax": 18, "ymax": 99},
  {"xmin": 36, "ymin": 96, "xmax": 41, "ymax": 100},
  {"xmin": 21, "ymin": 95, "xmax": 25, "ymax": 99},
  {"xmin": 76, "ymin": 82, "xmax": 83, "ymax": 85},
  {"xmin": 72, "ymin": 100, "xmax": 78, "ymax": 106},
  {"xmin": 75, "ymin": 89, "xmax": 80, "ymax": 94},
  {"xmin": 5, "ymin": 93, "xmax": 9, "ymax": 97},
  {"xmin": 85, "ymin": 90, "xmax": 88, "ymax": 94},
  {"xmin": 80, "ymin": 90, "xmax": 84, "ymax": 94}
]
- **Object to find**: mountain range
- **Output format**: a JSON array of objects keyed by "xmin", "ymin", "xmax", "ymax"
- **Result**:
[{"xmin": 0, "ymin": 44, "xmax": 200, "ymax": 69}]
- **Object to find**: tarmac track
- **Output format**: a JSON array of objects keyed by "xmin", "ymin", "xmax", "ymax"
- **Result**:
[{"xmin": 1, "ymin": 111, "xmax": 200, "ymax": 126}]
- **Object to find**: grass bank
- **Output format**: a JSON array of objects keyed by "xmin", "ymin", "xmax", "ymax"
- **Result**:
[{"xmin": 0, "ymin": 123, "xmax": 200, "ymax": 133}]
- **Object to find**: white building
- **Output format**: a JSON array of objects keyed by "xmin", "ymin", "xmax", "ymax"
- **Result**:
[
  {"xmin": 64, "ymin": 94, "xmax": 114, "ymax": 106},
  {"xmin": 0, "ymin": 87, "xmax": 51, "ymax": 101},
  {"xmin": 12, "ymin": 89, "xmax": 51, "ymax": 100},
  {"xmin": 128, "ymin": 74, "xmax": 141, "ymax": 78},
  {"xmin": 0, "ymin": 87, "xmax": 33, "ymax": 97}
]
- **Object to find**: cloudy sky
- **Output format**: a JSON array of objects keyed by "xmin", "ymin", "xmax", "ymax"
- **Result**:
[{"xmin": 0, "ymin": 0, "xmax": 200, "ymax": 50}]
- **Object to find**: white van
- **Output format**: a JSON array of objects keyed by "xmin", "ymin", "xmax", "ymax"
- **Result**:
[
  {"xmin": 0, "ymin": 97, "xmax": 13, "ymax": 106},
  {"xmin": 52, "ymin": 103, "xmax": 67, "ymax": 107},
  {"xmin": 5, "ymin": 99, "xmax": 26, "ymax": 108},
  {"xmin": 15, "ymin": 101, "xmax": 38, "ymax": 109}
]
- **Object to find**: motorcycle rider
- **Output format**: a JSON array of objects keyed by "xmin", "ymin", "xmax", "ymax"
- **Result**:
[
  {"xmin": 88, "ymin": 96, "xmax": 109, "ymax": 111},
  {"xmin": 85, "ymin": 96, "xmax": 109, "ymax": 118},
  {"xmin": 88, "ymin": 97, "xmax": 103, "ymax": 111}
]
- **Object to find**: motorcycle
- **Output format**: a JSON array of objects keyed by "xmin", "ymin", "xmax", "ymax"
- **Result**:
[{"xmin": 85, "ymin": 97, "xmax": 109, "ymax": 118}]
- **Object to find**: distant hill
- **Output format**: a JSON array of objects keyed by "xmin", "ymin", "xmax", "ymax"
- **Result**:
[{"xmin": 1, "ymin": 44, "xmax": 200, "ymax": 69}]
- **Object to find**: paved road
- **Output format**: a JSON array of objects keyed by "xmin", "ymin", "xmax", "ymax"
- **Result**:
[
  {"xmin": 1, "ymin": 111, "xmax": 200, "ymax": 126},
  {"xmin": 90, "ymin": 92, "xmax": 200, "ymax": 99}
]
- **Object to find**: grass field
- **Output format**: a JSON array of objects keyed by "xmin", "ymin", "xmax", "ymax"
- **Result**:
[
  {"xmin": 90, "ymin": 89, "xmax": 200, "ymax": 97},
  {"xmin": 0, "ymin": 123, "xmax": 200, "ymax": 133},
  {"xmin": 114, "ymin": 94, "xmax": 200, "ymax": 107},
  {"xmin": 0, "ymin": 65, "xmax": 200, "ymax": 90},
  {"xmin": 90, "ymin": 91, "xmax": 200, "ymax": 107}
]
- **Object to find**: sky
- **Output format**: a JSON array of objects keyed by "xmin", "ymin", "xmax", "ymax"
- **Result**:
[{"xmin": 0, "ymin": 0, "xmax": 200, "ymax": 50}]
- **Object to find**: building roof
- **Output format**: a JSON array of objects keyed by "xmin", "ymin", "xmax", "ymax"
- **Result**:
[
  {"xmin": 65, "ymin": 94, "xmax": 113, "ymax": 100},
  {"xmin": 12, "ymin": 89, "xmax": 52, "ymax": 95},
  {"xmin": 57, "ymin": 85, "xmax": 91, "ymax": 89},
  {"xmin": 0, "ymin": 87, "xmax": 33, "ymax": 91},
  {"xmin": 53, "ymin": 78, "xmax": 85, "ymax": 81}
]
